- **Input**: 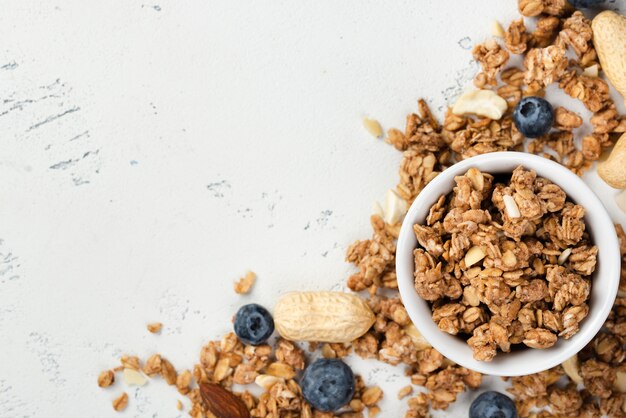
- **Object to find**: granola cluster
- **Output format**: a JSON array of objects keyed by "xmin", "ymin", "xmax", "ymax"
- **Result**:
[
  {"xmin": 102, "ymin": 335, "xmax": 388, "ymax": 418},
  {"xmin": 411, "ymin": 166, "xmax": 597, "ymax": 361},
  {"xmin": 472, "ymin": 7, "xmax": 625, "ymax": 175}
]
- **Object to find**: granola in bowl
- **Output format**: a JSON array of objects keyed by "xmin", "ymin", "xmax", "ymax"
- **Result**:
[
  {"xmin": 413, "ymin": 165, "xmax": 596, "ymax": 361},
  {"xmin": 396, "ymin": 151, "xmax": 620, "ymax": 377}
]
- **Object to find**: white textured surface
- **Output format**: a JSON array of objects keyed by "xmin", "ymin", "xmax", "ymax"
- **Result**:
[{"xmin": 0, "ymin": 1, "xmax": 625, "ymax": 417}]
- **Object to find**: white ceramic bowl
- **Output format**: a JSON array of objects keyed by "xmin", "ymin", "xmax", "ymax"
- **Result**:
[{"xmin": 396, "ymin": 152, "xmax": 621, "ymax": 376}]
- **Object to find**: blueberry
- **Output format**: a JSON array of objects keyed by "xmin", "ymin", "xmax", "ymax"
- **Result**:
[
  {"xmin": 513, "ymin": 96, "xmax": 554, "ymax": 138},
  {"xmin": 470, "ymin": 391, "xmax": 517, "ymax": 418},
  {"xmin": 301, "ymin": 359, "xmax": 355, "ymax": 412},
  {"xmin": 233, "ymin": 304, "xmax": 274, "ymax": 345},
  {"xmin": 568, "ymin": 0, "xmax": 605, "ymax": 8}
]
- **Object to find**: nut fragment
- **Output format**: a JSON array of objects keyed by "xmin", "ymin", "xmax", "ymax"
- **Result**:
[
  {"xmin": 147, "ymin": 322, "xmax": 163, "ymax": 334},
  {"xmin": 383, "ymin": 189, "xmax": 408, "ymax": 225},
  {"xmin": 123, "ymin": 368, "xmax": 148, "ymax": 386},
  {"xmin": 254, "ymin": 374, "xmax": 284, "ymax": 390},
  {"xmin": 363, "ymin": 117, "xmax": 384, "ymax": 138},
  {"xmin": 98, "ymin": 370, "xmax": 115, "ymax": 388},
  {"xmin": 503, "ymin": 195, "xmax": 521, "ymax": 219},
  {"xmin": 558, "ymin": 248, "xmax": 572, "ymax": 265},
  {"xmin": 583, "ymin": 64, "xmax": 599, "ymax": 78},
  {"xmin": 452, "ymin": 89, "xmax": 508, "ymax": 120},
  {"xmin": 112, "ymin": 392, "xmax": 128, "ymax": 412},
  {"xmin": 492, "ymin": 20, "xmax": 505, "ymax": 38},
  {"xmin": 562, "ymin": 354, "xmax": 583, "ymax": 384},
  {"xmin": 465, "ymin": 246, "xmax": 486, "ymax": 267},
  {"xmin": 403, "ymin": 324, "xmax": 433, "ymax": 350}
]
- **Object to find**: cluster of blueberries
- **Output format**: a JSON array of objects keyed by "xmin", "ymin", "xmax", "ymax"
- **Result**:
[{"xmin": 234, "ymin": 304, "xmax": 517, "ymax": 417}]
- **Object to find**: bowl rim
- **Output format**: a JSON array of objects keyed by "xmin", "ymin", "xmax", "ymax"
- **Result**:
[{"xmin": 396, "ymin": 151, "xmax": 621, "ymax": 376}]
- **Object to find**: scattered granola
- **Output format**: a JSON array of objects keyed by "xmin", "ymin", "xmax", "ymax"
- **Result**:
[
  {"xmin": 97, "ymin": 370, "xmax": 115, "ymax": 388},
  {"xmin": 147, "ymin": 322, "xmax": 163, "ymax": 334},
  {"xmin": 112, "ymin": 392, "xmax": 128, "ymax": 412},
  {"xmin": 234, "ymin": 271, "xmax": 257, "ymax": 295},
  {"xmin": 98, "ymin": 2, "xmax": 626, "ymax": 417}
]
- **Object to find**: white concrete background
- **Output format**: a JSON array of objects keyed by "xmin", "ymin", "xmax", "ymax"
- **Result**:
[{"xmin": 1, "ymin": 0, "xmax": 625, "ymax": 417}]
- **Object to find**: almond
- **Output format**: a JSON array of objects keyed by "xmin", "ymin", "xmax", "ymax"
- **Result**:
[
  {"xmin": 464, "ymin": 246, "xmax": 486, "ymax": 267},
  {"xmin": 199, "ymin": 382, "xmax": 250, "ymax": 418}
]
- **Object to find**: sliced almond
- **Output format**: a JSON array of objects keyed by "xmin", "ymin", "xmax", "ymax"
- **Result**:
[
  {"xmin": 213, "ymin": 357, "xmax": 232, "ymax": 382},
  {"xmin": 464, "ymin": 246, "xmax": 486, "ymax": 267},
  {"xmin": 503, "ymin": 195, "xmax": 521, "ymax": 219},
  {"xmin": 582, "ymin": 64, "xmax": 599, "ymax": 78},
  {"xmin": 561, "ymin": 355, "xmax": 583, "ymax": 385},
  {"xmin": 123, "ymin": 368, "xmax": 148, "ymax": 387},
  {"xmin": 403, "ymin": 324, "xmax": 432, "ymax": 350},
  {"xmin": 558, "ymin": 248, "xmax": 572, "ymax": 265},
  {"xmin": 466, "ymin": 168, "xmax": 484, "ymax": 191},
  {"xmin": 255, "ymin": 374, "xmax": 284, "ymax": 390}
]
